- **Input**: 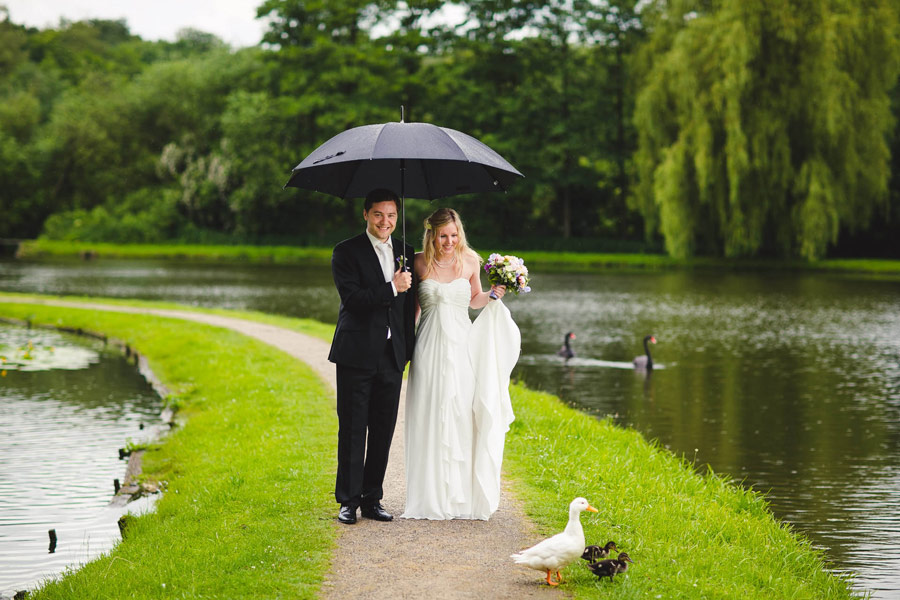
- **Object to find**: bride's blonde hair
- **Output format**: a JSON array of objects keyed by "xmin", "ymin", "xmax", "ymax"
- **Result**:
[{"xmin": 422, "ymin": 208, "xmax": 481, "ymax": 278}]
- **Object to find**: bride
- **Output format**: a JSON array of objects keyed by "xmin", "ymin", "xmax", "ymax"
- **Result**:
[{"xmin": 402, "ymin": 208, "xmax": 520, "ymax": 520}]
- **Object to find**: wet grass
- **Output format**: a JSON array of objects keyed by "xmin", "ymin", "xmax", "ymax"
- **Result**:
[
  {"xmin": 0, "ymin": 294, "xmax": 860, "ymax": 598},
  {"xmin": 503, "ymin": 384, "xmax": 859, "ymax": 599}
]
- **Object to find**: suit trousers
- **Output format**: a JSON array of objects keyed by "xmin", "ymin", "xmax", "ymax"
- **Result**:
[{"xmin": 334, "ymin": 340, "xmax": 402, "ymax": 507}]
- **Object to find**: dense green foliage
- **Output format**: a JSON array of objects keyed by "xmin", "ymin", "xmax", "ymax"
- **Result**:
[
  {"xmin": 633, "ymin": 0, "xmax": 900, "ymax": 260},
  {"xmin": 0, "ymin": 1, "xmax": 898, "ymax": 258}
]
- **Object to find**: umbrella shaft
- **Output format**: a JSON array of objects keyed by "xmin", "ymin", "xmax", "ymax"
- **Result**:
[{"xmin": 401, "ymin": 158, "xmax": 407, "ymax": 271}]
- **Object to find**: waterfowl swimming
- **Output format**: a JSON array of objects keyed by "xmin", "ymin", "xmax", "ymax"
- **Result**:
[
  {"xmin": 586, "ymin": 552, "xmax": 635, "ymax": 582},
  {"xmin": 633, "ymin": 335, "xmax": 657, "ymax": 370},
  {"xmin": 511, "ymin": 497, "xmax": 598, "ymax": 586},
  {"xmin": 582, "ymin": 541, "xmax": 618, "ymax": 563},
  {"xmin": 556, "ymin": 332, "xmax": 576, "ymax": 362}
]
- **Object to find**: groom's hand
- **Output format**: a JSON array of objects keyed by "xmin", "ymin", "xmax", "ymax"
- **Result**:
[{"xmin": 393, "ymin": 266, "xmax": 412, "ymax": 293}]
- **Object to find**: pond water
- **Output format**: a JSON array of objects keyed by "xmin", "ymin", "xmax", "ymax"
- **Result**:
[
  {"xmin": 0, "ymin": 323, "xmax": 162, "ymax": 597},
  {"xmin": 2, "ymin": 256, "xmax": 899, "ymax": 598}
]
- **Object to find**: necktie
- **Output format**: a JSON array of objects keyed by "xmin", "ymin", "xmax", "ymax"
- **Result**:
[
  {"xmin": 378, "ymin": 242, "xmax": 393, "ymax": 339},
  {"xmin": 378, "ymin": 243, "xmax": 392, "ymax": 282}
]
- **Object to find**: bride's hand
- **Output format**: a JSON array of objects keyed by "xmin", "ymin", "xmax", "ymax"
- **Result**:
[{"xmin": 490, "ymin": 285, "xmax": 506, "ymax": 300}]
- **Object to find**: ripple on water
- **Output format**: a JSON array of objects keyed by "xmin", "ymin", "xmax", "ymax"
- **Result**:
[{"xmin": 0, "ymin": 324, "xmax": 163, "ymax": 597}]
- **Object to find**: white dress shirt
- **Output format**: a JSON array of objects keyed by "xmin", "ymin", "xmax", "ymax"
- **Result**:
[
  {"xmin": 366, "ymin": 230, "xmax": 397, "ymax": 295},
  {"xmin": 366, "ymin": 230, "xmax": 397, "ymax": 339}
]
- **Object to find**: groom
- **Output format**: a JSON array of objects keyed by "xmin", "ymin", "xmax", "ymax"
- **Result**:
[{"xmin": 329, "ymin": 188, "xmax": 416, "ymax": 524}]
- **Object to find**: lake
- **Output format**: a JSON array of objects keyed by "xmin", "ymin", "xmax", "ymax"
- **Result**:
[
  {"xmin": 0, "ymin": 322, "xmax": 162, "ymax": 597},
  {"xmin": 1, "ymin": 256, "xmax": 899, "ymax": 598}
]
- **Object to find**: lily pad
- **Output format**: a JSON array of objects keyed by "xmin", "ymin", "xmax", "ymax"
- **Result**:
[{"xmin": 0, "ymin": 326, "xmax": 100, "ymax": 371}]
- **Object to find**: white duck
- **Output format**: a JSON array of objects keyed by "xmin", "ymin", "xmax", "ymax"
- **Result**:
[{"xmin": 511, "ymin": 497, "xmax": 598, "ymax": 586}]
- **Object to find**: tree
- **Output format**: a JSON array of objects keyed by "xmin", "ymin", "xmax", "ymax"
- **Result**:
[
  {"xmin": 582, "ymin": 0, "xmax": 646, "ymax": 235},
  {"xmin": 215, "ymin": 90, "xmax": 296, "ymax": 237},
  {"xmin": 633, "ymin": 0, "xmax": 900, "ymax": 259},
  {"xmin": 0, "ymin": 8, "xmax": 28, "ymax": 77},
  {"xmin": 257, "ymin": 0, "xmax": 395, "ymax": 48},
  {"xmin": 0, "ymin": 130, "xmax": 44, "ymax": 237},
  {"xmin": 835, "ymin": 77, "xmax": 900, "ymax": 257},
  {"xmin": 259, "ymin": 0, "xmax": 424, "ymax": 234},
  {"xmin": 417, "ymin": 0, "xmax": 647, "ymax": 242}
]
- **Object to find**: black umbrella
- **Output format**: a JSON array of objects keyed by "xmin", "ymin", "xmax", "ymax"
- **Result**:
[{"xmin": 284, "ymin": 116, "xmax": 523, "ymax": 265}]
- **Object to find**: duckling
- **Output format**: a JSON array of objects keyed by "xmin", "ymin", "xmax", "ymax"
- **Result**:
[
  {"xmin": 581, "ymin": 541, "xmax": 618, "ymax": 563},
  {"xmin": 511, "ymin": 497, "xmax": 598, "ymax": 586},
  {"xmin": 586, "ymin": 552, "xmax": 635, "ymax": 582},
  {"xmin": 557, "ymin": 332, "xmax": 576, "ymax": 362}
]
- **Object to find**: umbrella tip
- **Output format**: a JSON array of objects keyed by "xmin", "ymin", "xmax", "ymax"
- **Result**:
[{"xmin": 400, "ymin": 105, "xmax": 405, "ymax": 123}]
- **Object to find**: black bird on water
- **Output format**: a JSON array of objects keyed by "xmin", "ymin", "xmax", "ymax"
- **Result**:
[
  {"xmin": 586, "ymin": 552, "xmax": 635, "ymax": 582},
  {"xmin": 557, "ymin": 332, "xmax": 576, "ymax": 362},
  {"xmin": 633, "ymin": 335, "xmax": 657, "ymax": 370}
]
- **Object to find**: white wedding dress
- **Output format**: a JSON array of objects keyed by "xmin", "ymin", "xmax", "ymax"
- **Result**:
[{"xmin": 402, "ymin": 277, "xmax": 520, "ymax": 520}]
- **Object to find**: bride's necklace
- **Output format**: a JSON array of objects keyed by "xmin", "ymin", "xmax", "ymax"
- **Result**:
[{"xmin": 434, "ymin": 255, "xmax": 456, "ymax": 268}]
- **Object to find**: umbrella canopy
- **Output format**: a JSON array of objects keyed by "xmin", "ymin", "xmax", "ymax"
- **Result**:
[{"xmin": 284, "ymin": 121, "xmax": 523, "ymax": 200}]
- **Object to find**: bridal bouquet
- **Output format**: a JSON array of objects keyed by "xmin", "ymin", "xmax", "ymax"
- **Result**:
[{"xmin": 485, "ymin": 253, "xmax": 531, "ymax": 298}]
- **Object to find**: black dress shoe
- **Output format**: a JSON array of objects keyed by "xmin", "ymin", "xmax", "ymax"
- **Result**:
[
  {"xmin": 338, "ymin": 505, "xmax": 357, "ymax": 524},
  {"xmin": 361, "ymin": 502, "xmax": 393, "ymax": 521}
]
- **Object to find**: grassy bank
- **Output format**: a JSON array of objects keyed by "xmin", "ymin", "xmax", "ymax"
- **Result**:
[
  {"xmin": 16, "ymin": 238, "xmax": 900, "ymax": 276},
  {"xmin": 504, "ymin": 385, "xmax": 856, "ymax": 598},
  {"xmin": 16, "ymin": 239, "xmax": 333, "ymax": 265},
  {"xmin": 0, "ymin": 294, "xmax": 857, "ymax": 598},
  {"xmin": 0, "ymin": 297, "xmax": 338, "ymax": 599}
]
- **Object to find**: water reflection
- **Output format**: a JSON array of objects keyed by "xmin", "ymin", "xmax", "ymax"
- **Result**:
[
  {"xmin": 2, "ymin": 258, "xmax": 900, "ymax": 597},
  {"xmin": 0, "ymin": 257, "xmax": 338, "ymax": 323},
  {"xmin": 0, "ymin": 325, "xmax": 162, "ymax": 597},
  {"xmin": 517, "ymin": 270, "xmax": 900, "ymax": 598}
]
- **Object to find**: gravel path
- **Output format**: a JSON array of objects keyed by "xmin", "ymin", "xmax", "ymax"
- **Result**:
[{"xmin": 1, "ymin": 298, "xmax": 561, "ymax": 598}]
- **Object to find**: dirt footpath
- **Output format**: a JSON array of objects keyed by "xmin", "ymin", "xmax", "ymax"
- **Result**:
[{"xmin": 1, "ymin": 298, "xmax": 561, "ymax": 599}]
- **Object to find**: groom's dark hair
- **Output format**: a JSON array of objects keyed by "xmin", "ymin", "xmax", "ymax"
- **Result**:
[{"xmin": 364, "ymin": 188, "xmax": 399, "ymax": 212}]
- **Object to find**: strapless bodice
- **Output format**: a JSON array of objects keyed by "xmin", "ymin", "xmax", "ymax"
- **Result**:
[{"xmin": 418, "ymin": 278, "xmax": 470, "ymax": 311}]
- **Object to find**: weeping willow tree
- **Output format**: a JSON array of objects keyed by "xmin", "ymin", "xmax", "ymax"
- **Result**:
[{"xmin": 633, "ymin": 0, "xmax": 900, "ymax": 259}]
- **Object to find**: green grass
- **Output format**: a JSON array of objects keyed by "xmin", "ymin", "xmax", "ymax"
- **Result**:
[
  {"xmin": 16, "ymin": 238, "xmax": 900, "ymax": 276},
  {"xmin": 0, "ymin": 298, "xmax": 338, "ymax": 599},
  {"xmin": 504, "ymin": 384, "xmax": 858, "ymax": 599},
  {"xmin": 0, "ymin": 291, "xmax": 336, "ymax": 343},
  {"xmin": 0, "ymin": 294, "xmax": 859, "ymax": 598},
  {"xmin": 17, "ymin": 239, "xmax": 333, "ymax": 265}
]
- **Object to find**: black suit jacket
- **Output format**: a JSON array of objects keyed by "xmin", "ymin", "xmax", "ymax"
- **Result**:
[{"xmin": 328, "ymin": 233, "xmax": 416, "ymax": 370}]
